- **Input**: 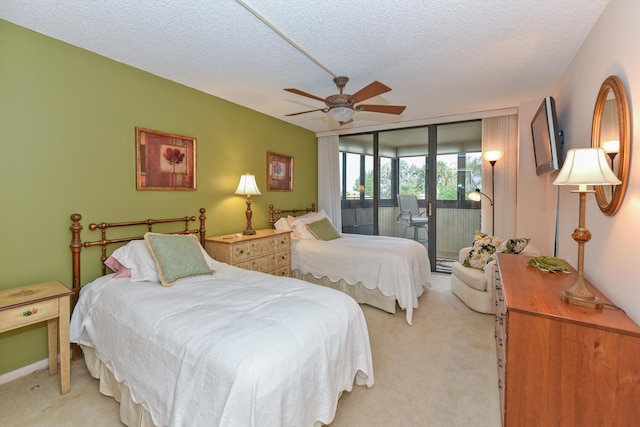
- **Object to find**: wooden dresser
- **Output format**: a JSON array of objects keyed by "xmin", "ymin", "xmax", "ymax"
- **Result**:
[
  {"xmin": 205, "ymin": 229, "xmax": 291, "ymax": 277},
  {"xmin": 494, "ymin": 253, "xmax": 640, "ymax": 426}
]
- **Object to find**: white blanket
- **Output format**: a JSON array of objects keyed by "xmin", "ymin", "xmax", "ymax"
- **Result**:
[
  {"xmin": 291, "ymin": 234, "xmax": 431, "ymax": 325},
  {"xmin": 70, "ymin": 263, "xmax": 374, "ymax": 427}
]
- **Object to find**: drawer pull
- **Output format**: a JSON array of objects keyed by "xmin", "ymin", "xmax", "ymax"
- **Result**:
[{"xmin": 23, "ymin": 308, "xmax": 38, "ymax": 316}]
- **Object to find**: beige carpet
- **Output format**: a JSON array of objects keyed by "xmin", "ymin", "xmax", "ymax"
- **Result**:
[{"xmin": 0, "ymin": 273, "xmax": 501, "ymax": 427}]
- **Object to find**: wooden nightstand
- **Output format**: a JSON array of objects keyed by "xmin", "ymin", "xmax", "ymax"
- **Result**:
[
  {"xmin": 205, "ymin": 229, "xmax": 291, "ymax": 277},
  {"xmin": 0, "ymin": 280, "xmax": 73, "ymax": 395}
]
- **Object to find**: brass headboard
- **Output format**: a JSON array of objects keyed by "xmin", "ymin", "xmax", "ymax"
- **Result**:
[
  {"xmin": 268, "ymin": 203, "xmax": 316, "ymax": 229},
  {"xmin": 69, "ymin": 208, "xmax": 207, "ymax": 307}
]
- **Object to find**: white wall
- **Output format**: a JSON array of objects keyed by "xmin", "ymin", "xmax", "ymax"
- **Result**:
[{"xmin": 517, "ymin": 0, "xmax": 640, "ymax": 324}]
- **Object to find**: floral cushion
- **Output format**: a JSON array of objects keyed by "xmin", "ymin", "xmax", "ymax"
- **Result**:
[
  {"xmin": 485, "ymin": 238, "xmax": 531, "ymax": 265},
  {"xmin": 462, "ymin": 232, "xmax": 504, "ymax": 269}
]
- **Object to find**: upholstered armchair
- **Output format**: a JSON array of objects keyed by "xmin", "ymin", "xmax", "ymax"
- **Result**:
[{"xmin": 450, "ymin": 242, "xmax": 540, "ymax": 314}]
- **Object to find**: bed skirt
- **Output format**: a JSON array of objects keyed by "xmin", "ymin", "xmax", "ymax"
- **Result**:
[
  {"xmin": 292, "ymin": 270, "xmax": 397, "ymax": 314},
  {"xmin": 81, "ymin": 345, "xmax": 329, "ymax": 427}
]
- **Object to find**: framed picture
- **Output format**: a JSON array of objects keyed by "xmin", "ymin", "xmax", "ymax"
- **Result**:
[
  {"xmin": 267, "ymin": 152, "xmax": 293, "ymax": 191},
  {"xmin": 136, "ymin": 127, "xmax": 196, "ymax": 190}
]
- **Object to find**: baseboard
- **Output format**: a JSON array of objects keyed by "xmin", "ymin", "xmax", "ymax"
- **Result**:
[{"xmin": 0, "ymin": 358, "xmax": 49, "ymax": 386}]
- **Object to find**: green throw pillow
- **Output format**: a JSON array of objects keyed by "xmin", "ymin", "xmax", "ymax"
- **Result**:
[
  {"xmin": 305, "ymin": 217, "xmax": 341, "ymax": 241},
  {"xmin": 144, "ymin": 233, "xmax": 212, "ymax": 287}
]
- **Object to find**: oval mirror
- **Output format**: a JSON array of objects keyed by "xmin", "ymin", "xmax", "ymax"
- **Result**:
[{"xmin": 591, "ymin": 75, "xmax": 630, "ymax": 216}]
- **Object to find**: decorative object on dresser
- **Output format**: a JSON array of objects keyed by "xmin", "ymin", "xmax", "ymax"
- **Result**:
[
  {"xmin": 0, "ymin": 281, "xmax": 73, "ymax": 395},
  {"xmin": 553, "ymin": 147, "xmax": 620, "ymax": 308},
  {"xmin": 135, "ymin": 127, "xmax": 197, "ymax": 191},
  {"xmin": 235, "ymin": 173, "xmax": 262, "ymax": 235},
  {"xmin": 205, "ymin": 229, "xmax": 292, "ymax": 277},
  {"xmin": 494, "ymin": 253, "xmax": 640, "ymax": 426}
]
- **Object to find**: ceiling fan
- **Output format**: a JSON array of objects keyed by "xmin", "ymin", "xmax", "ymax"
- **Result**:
[{"xmin": 284, "ymin": 76, "xmax": 406, "ymax": 125}]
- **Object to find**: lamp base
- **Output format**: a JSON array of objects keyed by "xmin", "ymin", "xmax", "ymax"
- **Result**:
[
  {"xmin": 559, "ymin": 276, "xmax": 603, "ymax": 309},
  {"xmin": 242, "ymin": 228, "xmax": 256, "ymax": 236},
  {"xmin": 560, "ymin": 291, "xmax": 603, "ymax": 309}
]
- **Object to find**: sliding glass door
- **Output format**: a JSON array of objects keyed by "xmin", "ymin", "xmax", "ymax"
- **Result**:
[{"xmin": 339, "ymin": 120, "xmax": 483, "ymax": 272}]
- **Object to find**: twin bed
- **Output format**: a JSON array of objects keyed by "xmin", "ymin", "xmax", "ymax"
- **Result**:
[
  {"xmin": 268, "ymin": 204, "xmax": 432, "ymax": 325},
  {"xmin": 69, "ymin": 209, "xmax": 373, "ymax": 427}
]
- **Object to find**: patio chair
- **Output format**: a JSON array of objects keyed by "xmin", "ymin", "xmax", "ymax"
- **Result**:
[{"xmin": 396, "ymin": 194, "xmax": 428, "ymax": 242}]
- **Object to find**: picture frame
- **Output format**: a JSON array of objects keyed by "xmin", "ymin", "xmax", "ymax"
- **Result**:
[
  {"xmin": 136, "ymin": 127, "xmax": 197, "ymax": 190},
  {"xmin": 267, "ymin": 151, "xmax": 293, "ymax": 191}
]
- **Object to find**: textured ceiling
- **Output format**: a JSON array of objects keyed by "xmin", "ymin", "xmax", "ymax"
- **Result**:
[{"xmin": 1, "ymin": 0, "xmax": 609, "ymax": 134}]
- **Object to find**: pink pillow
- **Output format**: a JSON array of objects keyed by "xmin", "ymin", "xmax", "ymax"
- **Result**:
[{"xmin": 104, "ymin": 255, "xmax": 132, "ymax": 278}]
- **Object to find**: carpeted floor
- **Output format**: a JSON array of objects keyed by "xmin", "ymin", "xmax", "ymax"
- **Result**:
[{"xmin": 0, "ymin": 272, "xmax": 501, "ymax": 427}]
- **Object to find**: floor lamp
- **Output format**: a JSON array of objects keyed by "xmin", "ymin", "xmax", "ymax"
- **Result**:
[
  {"xmin": 553, "ymin": 148, "xmax": 620, "ymax": 308},
  {"xmin": 468, "ymin": 188, "xmax": 494, "ymax": 235},
  {"xmin": 468, "ymin": 150, "xmax": 501, "ymax": 235}
]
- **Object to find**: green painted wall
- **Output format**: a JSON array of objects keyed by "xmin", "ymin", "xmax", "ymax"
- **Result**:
[{"xmin": 0, "ymin": 20, "xmax": 317, "ymax": 375}]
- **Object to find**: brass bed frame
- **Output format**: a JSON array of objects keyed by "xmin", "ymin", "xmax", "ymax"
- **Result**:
[
  {"xmin": 268, "ymin": 203, "xmax": 316, "ymax": 229},
  {"xmin": 69, "ymin": 208, "xmax": 207, "ymax": 308}
]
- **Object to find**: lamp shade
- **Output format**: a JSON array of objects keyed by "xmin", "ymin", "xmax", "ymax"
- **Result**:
[
  {"xmin": 602, "ymin": 140, "xmax": 620, "ymax": 154},
  {"xmin": 483, "ymin": 150, "xmax": 502, "ymax": 162},
  {"xmin": 235, "ymin": 173, "xmax": 262, "ymax": 196},
  {"xmin": 468, "ymin": 189, "xmax": 482, "ymax": 202},
  {"xmin": 553, "ymin": 148, "xmax": 621, "ymax": 188},
  {"xmin": 328, "ymin": 107, "xmax": 354, "ymax": 123}
]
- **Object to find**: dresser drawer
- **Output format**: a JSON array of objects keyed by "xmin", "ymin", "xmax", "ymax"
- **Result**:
[
  {"xmin": 274, "ymin": 249, "xmax": 290, "ymax": 268},
  {"xmin": 274, "ymin": 234, "xmax": 290, "ymax": 250},
  {"xmin": 231, "ymin": 241, "xmax": 255, "ymax": 262},
  {"xmin": 0, "ymin": 298, "xmax": 59, "ymax": 332},
  {"xmin": 236, "ymin": 254, "xmax": 276, "ymax": 273},
  {"xmin": 272, "ymin": 265, "xmax": 291, "ymax": 277}
]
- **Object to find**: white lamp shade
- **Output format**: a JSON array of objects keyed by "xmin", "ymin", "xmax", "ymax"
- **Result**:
[
  {"xmin": 468, "ymin": 190, "xmax": 481, "ymax": 201},
  {"xmin": 483, "ymin": 150, "xmax": 502, "ymax": 162},
  {"xmin": 235, "ymin": 173, "xmax": 262, "ymax": 195},
  {"xmin": 602, "ymin": 140, "xmax": 620, "ymax": 154},
  {"xmin": 553, "ymin": 148, "xmax": 621, "ymax": 187},
  {"xmin": 328, "ymin": 107, "xmax": 354, "ymax": 123}
]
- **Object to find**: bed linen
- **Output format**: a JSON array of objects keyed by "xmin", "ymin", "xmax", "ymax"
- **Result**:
[
  {"xmin": 291, "ymin": 233, "xmax": 431, "ymax": 325},
  {"xmin": 70, "ymin": 262, "xmax": 374, "ymax": 427}
]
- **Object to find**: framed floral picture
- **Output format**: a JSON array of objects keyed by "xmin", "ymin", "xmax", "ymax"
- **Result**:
[
  {"xmin": 136, "ymin": 127, "xmax": 196, "ymax": 190},
  {"xmin": 267, "ymin": 151, "xmax": 293, "ymax": 191}
]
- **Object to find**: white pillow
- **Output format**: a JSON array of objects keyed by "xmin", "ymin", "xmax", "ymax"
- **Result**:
[
  {"xmin": 274, "ymin": 217, "xmax": 292, "ymax": 231},
  {"xmin": 290, "ymin": 210, "xmax": 331, "ymax": 240},
  {"xmin": 110, "ymin": 240, "xmax": 159, "ymax": 282},
  {"xmin": 110, "ymin": 237, "xmax": 217, "ymax": 282}
]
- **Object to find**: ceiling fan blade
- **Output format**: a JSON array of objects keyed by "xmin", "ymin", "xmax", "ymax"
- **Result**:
[
  {"xmin": 285, "ymin": 108, "xmax": 326, "ymax": 117},
  {"xmin": 357, "ymin": 104, "xmax": 406, "ymax": 115},
  {"xmin": 348, "ymin": 81, "xmax": 392, "ymax": 103},
  {"xmin": 284, "ymin": 88, "xmax": 327, "ymax": 104}
]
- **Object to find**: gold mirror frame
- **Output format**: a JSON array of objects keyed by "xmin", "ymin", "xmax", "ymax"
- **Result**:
[{"xmin": 591, "ymin": 76, "xmax": 630, "ymax": 216}]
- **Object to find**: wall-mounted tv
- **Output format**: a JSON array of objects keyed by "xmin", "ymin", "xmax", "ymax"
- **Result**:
[{"xmin": 531, "ymin": 96, "xmax": 564, "ymax": 176}]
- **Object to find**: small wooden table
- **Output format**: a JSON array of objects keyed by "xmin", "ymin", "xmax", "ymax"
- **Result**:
[{"xmin": 0, "ymin": 281, "xmax": 73, "ymax": 394}]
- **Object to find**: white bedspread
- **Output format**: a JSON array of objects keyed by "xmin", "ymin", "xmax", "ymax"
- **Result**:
[
  {"xmin": 70, "ymin": 263, "xmax": 374, "ymax": 427},
  {"xmin": 291, "ymin": 234, "xmax": 431, "ymax": 325}
]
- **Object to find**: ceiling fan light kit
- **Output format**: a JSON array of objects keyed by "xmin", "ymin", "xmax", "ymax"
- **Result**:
[{"xmin": 285, "ymin": 76, "xmax": 406, "ymax": 125}]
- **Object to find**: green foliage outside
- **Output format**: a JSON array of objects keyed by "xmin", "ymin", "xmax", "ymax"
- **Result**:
[{"xmin": 352, "ymin": 154, "xmax": 482, "ymax": 200}]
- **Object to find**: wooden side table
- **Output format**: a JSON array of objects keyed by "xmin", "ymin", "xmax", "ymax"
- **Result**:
[
  {"xmin": 205, "ymin": 229, "xmax": 291, "ymax": 276},
  {"xmin": 0, "ymin": 280, "xmax": 73, "ymax": 395}
]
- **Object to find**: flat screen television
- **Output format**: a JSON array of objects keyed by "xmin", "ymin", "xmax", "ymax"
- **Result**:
[{"xmin": 531, "ymin": 96, "xmax": 563, "ymax": 176}]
